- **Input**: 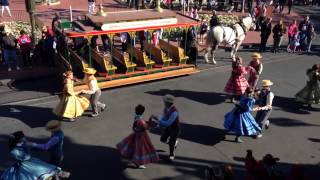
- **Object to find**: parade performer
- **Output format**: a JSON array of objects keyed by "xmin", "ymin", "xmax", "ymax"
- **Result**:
[
  {"xmin": 116, "ymin": 105, "xmax": 159, "ymax": 169},
  {"xmin": 53, "ymin": 71, "xmax": 90, "ymax": 121},
  {"xmin": 224, "ymin": 87, "xmax": 262, "ymax": 143},
  {"xmin": 295, "ymin": 64, "xmax": 320, "ymax": 107},
  {"xmin": 246, "ymin": 53, "xmax": 263, "ymax": 90},
  {"xmin": 209, "ymin": 10, "xmax": 220, "ymax": 29},
  {"xmin": 0, "ymin": 131, "xmax": 61, "ymax": 180},
  {"xmin": 31, "ymin": 120, "xmax": 65, "ymax": 167},
  {"xmin": 254, "ymin": 80, "xmax": 274, "ymax": 130},
  {"xmin": 150, "ymin": 94, "xmax": 180, "ymax": 160},
  {"xmin": 224, "ymin": 57, "xmax": 249, "ymax": 103},
  {"xmin": 81, "ymin": 68, "xmax": 106, "ymax": 117}
]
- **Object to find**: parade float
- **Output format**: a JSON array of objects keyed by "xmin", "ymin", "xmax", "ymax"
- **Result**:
[{"xmin": 57, "ymin": 7, "xmax": 200, "ymax": 90}]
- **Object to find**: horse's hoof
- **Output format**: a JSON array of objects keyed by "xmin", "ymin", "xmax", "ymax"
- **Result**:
[{"xmin": 212, "ymin": 60, "xmax": 217, "ymax": 65}]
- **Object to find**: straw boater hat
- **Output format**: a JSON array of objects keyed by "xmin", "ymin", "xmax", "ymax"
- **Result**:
[
  {"xmin": 45, "ymin": 120, "xmax": 61, "ymax": 132},
  {"xmin": 262, "ymin": 80, "xmax": 273, "ymax": 87},
  {"xmin": 83, "ymin": 68, "xmax": 97, "ymax": 75},
  {"xmin": 163, "ymin": 94, "xmax": 175, "ymax": 104},
  {"xmin": 252, "ymin": 53, "xmax": 262, "ymax": 59}
]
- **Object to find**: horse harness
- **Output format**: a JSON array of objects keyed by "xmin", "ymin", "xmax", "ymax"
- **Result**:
[{"xmin": 222, "ymin": 20, "xmax": 248, "ymax": 44}]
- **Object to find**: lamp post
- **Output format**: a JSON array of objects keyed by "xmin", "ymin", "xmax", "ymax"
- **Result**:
[{"xmin": 155, "ymin": 0, "xmax": 163, "ymax": 12}]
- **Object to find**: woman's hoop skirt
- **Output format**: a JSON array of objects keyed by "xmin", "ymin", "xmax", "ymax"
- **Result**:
[
  {"xmin": 295, "ymin": 81, "xmax": 320, "ymax": 104},
  {"xmin": 1, "ymin": 147, "xmax": 61, "ymax": 180},
  {"xmin": 116, "ymin": 131, "xmax": 159, "ymax": 165},
  {"xmin": 53, "ymin": 94, "xmax": 89, "ymax": 119},
  {"xmin": 224, "ymin": 67, "xmax": 249, "ymax": 96},
  {"xmin": 224, "ymin": 97, "xmax": 261, "ymax": 136}
]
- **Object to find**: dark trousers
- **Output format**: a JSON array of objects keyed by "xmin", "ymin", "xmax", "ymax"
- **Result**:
[
  {"xmin": 50, "ymin": 153, "xmax": 63, "ymax": 167},
  {"xmin": 288, "ymin": 3, "xmax": 292, "ymax": 14},
  {"xmin": 259, "ymin": 36, "xmax": 269, "ymax": 52},
  {"xmin": 255, "ymin": 110, "xmax": 272, "ymax": 128},
  {"xmin": 21, "ymin": 50, "xmax": 31, "ymax": 67},
  {"xmin": 160, "ymin": 125, "xmax": 180, "ymax": 156}
]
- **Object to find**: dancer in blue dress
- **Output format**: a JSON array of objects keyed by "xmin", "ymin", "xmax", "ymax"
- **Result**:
[
  {"xmin": 0, "ymin": 131, "xmax": 61, "ymax": 180},
  {"xmin": 224, "ymin": 87, "xmax": 262, "ymax": 143}
]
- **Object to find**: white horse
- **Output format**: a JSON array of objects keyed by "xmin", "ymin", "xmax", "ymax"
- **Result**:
[{"xmin": 204, "ymin": 15, "xmax": 256, "ymax": 64}]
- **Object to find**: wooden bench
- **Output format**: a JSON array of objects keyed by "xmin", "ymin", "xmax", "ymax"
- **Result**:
[
  {"xmin": 144, "ymin": 41, "xmax": 172, "ymax": 67},
  {"xmin": 69, "ymin": 48, "xmax": 89, "ymax": 71},
  {"xmin": 91, "ymin": 49, "xmax": 117, "ymax": 76},
  {"xmin": 127, "ymin": 46, "xmax": 155, "ymax": 70},
  {"xmin": 112, "ymin": 48, "xmax": 136, "ymax": 73},
  {"xmin": 159, "ymin": 39, "xmax": 189, "ymax": 65}
]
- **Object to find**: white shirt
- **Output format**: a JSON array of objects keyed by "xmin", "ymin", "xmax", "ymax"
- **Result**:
[{"xmin": 85, "ymin": 78, "xmax": 99, "ymax": 95}]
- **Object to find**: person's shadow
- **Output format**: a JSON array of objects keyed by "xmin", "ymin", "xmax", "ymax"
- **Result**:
[
  {"xmin": 0, "ymin": 135, "xmax": 129, "ymax": 180},
  {"xmin": 0, "ymin": 105, "xmax": 58, "ymax": 128},
  {"xmin": 145, "ymin": 89, "xmax": 228, "ymax": 106},
  {"xmin": 150, "ymin": 123, "xmax": 226, "ymax": 146}
]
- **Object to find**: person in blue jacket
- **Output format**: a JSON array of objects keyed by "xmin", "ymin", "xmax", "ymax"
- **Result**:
[{"xmin": 0, "ymin": 131, "xmax": 60, "ymax": 180}]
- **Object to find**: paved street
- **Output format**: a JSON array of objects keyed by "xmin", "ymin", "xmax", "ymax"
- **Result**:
[
  {"xmin": 1, "ymin": 4, "xmax": 320, "ymax": 180},
  {"xmin": 1, "ymin": 48, "xmax": 320, "ymax": 179}
]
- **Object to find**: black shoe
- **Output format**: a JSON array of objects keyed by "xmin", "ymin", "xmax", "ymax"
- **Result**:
[{"xmin": 90, "ymin": 113, "xmax": 99, "ymax": 117}]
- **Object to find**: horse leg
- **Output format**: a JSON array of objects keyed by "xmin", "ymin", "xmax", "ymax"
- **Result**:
[
  {"xmin": 231, "ymin": 42, "xmax": 240, "ymax": 62},
  {"xmin": 204, "ymin": 47, "xmax": 211, "ymax": 63},
  {"xmin": 211, "ymin": 43, "xmax": 218, "ymax": 65}
]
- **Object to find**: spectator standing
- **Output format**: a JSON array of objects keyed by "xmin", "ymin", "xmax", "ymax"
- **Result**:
[
  {"xmin": 298, "ymin": 15, "xmax": 312, "ymax": 51},
  {"xmin": 258, "ymin": 3, "xmax": 267, "ymax": 31},
  {"xmin": 17, "ymin": 30, "xmax": 32, "ymax": 68},
  {"xmin": 287, "ymin": 20, "xmax": 298, "ymax": 49},
  {"xmin": 306, "ymin": 24, "xmax": 315, "ymax": 53},
  {"xmin": 43, "ymin": 29, "xmax": 56, "ymax": 67},
  {"xmin": 1, "ymin": 31, "xmax": 20, "ymax": 71},
  {"xmin": 1, "ymin": 0, "xmax": 12, "ymax": 17},
  {"xmin": 88, "ymin": 0, "xmax": 96, "ymax": 14},
  {"xmin": 288, "ymin": 0, "xmax": 293, "ymax": 14},
  {"xmin": 272, "ymin": 20, "xmax": 286, "ymax": 53},
  {"xmin": 199, "ymin": 16, "xmax": 208, "ymax": 44},
  {"xmin": 279, "ymin": 0, "xmax": 286, "ymax": 13},
  {"xmin": 259, "ymin": 17, "xmax": 272, "ymax": 52},
  {"xmin": 51, "ymin": 13, "xmax": 61, "ymax": 36},
  {"xmin": 187, "ymin": 41, "xmax": 198, "ymax": 66}
]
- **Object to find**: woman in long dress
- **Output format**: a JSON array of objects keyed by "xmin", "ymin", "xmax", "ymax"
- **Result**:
[
  {"xmin": 0, "ymin": 131, "xmax": 61, "ymax": 180},
  {"xmin": 224, "ymin": 87, "xmax": 262, "ymax": 143},
  {"xmin": 224, "ymin": 57, "xmax": 249, "ymax": 102},
  {"xmin": 53, "ymin": 71, "xmax": 90, "ymax": 121},
  {"xmin": 116, "ymin": 105, "xmax": 159, "ymax": 169},
  {"xmin": 295, "ymin": 64, "xmax": 320, "ymax": 107}
]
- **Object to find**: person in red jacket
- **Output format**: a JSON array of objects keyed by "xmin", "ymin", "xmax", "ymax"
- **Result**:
[{"xmin": 17, "ymin": 30, "xmax": 32, "ymax": 68}]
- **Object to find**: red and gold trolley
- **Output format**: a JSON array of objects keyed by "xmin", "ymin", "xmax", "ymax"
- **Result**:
[{"xmin": 58, "ymin": 8, "xmax": 199, "ymax": 90}]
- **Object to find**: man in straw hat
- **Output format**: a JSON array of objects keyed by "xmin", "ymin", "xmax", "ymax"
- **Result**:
[
  {"xmin": 81, "ymin": 68, "xmax": 106, "ymax": 117},
  {"xmin": 247, "ymin": 52, "xmax": 263, "ymax": 90},
  {"xmin": 254, "ymin": 80, "xmax": 274, "ymax": 130},
  {"xmin": 30, "ymin": 120, "xmax": 71, "ymax": 178},
  {"xmin": 31, "ymin": 120, "xmax": 64, "ymax": 166},
  {"xmin": 150, "ymin": 94, "xmax": 180, "ymax": 160}
]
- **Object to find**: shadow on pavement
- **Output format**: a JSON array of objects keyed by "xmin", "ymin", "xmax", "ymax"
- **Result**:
[
  {"xmin": 0, "ymin": 135, "xmax": 130, "ymax": 180},
  {"xmin": 272, "ymin": 96, "xmax": 312, "ymax": 114},
  {"xmin": 145, "ymin": 89, "xmax": 228, "ymax": 106},
  {"xmin": 269, "ymin": 117, "xmax": 320, "ymax": 127},
  {"xmin": 0, "ymin": 105, "xmax": 58, "ymax": 128},
  {"xmin": 308, "ymin": 138, "xmax": 320, "ymax": 143},
  {"xmin": 150, "ymin": 123, "xmax": 225, "ymax": 146}
]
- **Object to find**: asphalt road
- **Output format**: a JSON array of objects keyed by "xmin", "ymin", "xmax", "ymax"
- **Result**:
[
  {"xmin": 1, "ymin": 6, "xmax": 320, "ymax": 180},
  {"xmin": 1, "ymin": 47, "xmax": 320, "ymax": 179}
]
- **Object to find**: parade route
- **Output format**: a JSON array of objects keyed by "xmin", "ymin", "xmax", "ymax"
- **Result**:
[
  {"xmin": 1, "ymin": 3, "xmax": 320, "ymax": 180},
  {"xmin": 1, "ymin": 48, "xmax": 320, "ymax": 179}
]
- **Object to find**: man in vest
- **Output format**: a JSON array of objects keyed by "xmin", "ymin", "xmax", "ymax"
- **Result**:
[
  {"xmin": 255, "ymin": 80, "xmax": 274, "ymax": 130},
  {"xmin": 31, "ymin": 120, "xmax": 70, "ymax": 177},
  {"xmin": 31, "ymin": 120, "xmax": 64, "ymax": 166},
  {"xmin": 151, "ymin": 94, "xmax": 180, "ymax": 160}
]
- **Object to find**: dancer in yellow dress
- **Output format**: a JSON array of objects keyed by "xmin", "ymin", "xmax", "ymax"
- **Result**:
[{"xmin": 53, "ymin": 71, "xmax": 90, "ymax": 121}]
